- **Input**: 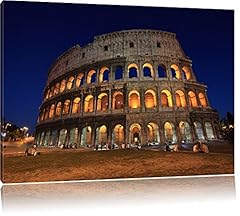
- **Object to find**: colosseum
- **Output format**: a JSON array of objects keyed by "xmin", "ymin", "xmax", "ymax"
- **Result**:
[{"xmin": 35, "ymin": 29, "xmax": 220, "ymax": 149}]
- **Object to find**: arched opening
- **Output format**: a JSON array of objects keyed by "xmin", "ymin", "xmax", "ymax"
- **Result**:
[
  {"xmin": 50, "ymin": 130, "xmax": 57, "ymax": 146},
  {"xmin": 115, "ymin": 66, "xmax": 123, "ymax": 80},
  {"xmin": 199, "ymin": 93, "xmax": 207, "ymax": 107},
  {"xmin": 44, "ymin": 107, "xmax": 50, "ymax": 120},
  {"xmin": 58, "ymin": 129, "xmax": 67, "ymax": 147},
  {"xmin": 112, "ymin": 91, "xmax": 124, "ymax": 109},
  {"xmin": 145, "ymin": 89, "xmax": 157, "ymax": 108},
  {"xmin": 72, "ymin": 97, "xmax": 81, "ymax": 114},
  {"xmin": 179, "ymin": 121, "xmax": 192, "ymax": 141},
  {"xmin": 143, "ymin": 63, "xmax": 154, "ymax": 78},
  {"xmin": 158, "ymin": 65, "xmax": 167, "ymax": 78},
  {"xmin": 194, "ymin": 122, "xmax": 205, "ymax": 140},
  {"xmin": 49, "ymin": 86, "xmax": 54, "ymax": 98},
  {"xmin": 69, "ymin": 128, "xmax": 79, "ymax": 145},
  {"xmin": 81, "ymin": 126, "xmax": 92, "ymax": 147},
  {"xmin": 147, "ymin": 122, "xmax": 160, "ymax": 144},
  {"xmin": 97, "ymin": 93, "xmax": 108, "ymax": 112},
  {"xmin": 60, "ymin": 79, "xmax": 66, "ymax": 93},
  {"xmin": 55, "ymin": 102, "xmax": 62, "ymax": 117},
  {"xmin": 63, "ymin": 100, "xmax": 70, "ymax": 115},
  {"xmin": 67, "ymin": 76, "xmax": 74, "ymax": 90},
  {"xmin": 54, "ymin": 83, "xmax": 60, "ymax": 95},
  {"xmin": 175, "ymin": 90, "xmax": 187, "ymax": 107},
  {"xmin": 128, "ymin": 90, "xmax": 140, "ymax": 109},
  {"xmin": 43, "ymin": 131, "xmax": 50, "ymax": 146},
  {"xmin": 161, "ymin": 90, "xmax": 173, "ymax": 107},
  {"xmin": 76, "ymin": 73, "xmax": 84, "ymax": 87},
  {"xmin": 87, "ymin": 70, "xmax": 97, "ymax": 84},
  {"xmin": 49, "ymin": 104, "xmax": 55, "ymax": 118},
  {"xmin": 96, "ymin": 125, "xmax": 108, "ymax": 145},
  {"xmin": 45, "ymin": 89, "xmax": 50, "ymax": 99},
  {"xmin": 182, "ymin": 66, "xmax": 191, "ymax": 80},
  {"xmin": 39, "ymin": 131, "xmax": 45, "ymax": 146},
  {"xmin": 171, "ymin": 64, "xmax": 181, "ymax": 79},
  {"xmin": 129, "ymin": 123, "xmax": 141, "ymax": 144},
  {"xmin": 188, "ymin": 91, "xmax": 198, "ymax": 107},
  {"xmin": 164, "ymin": 122, "xmax": 177, "ymax": 143},
  {"xmin": 84, "ymin": 95, "xmax": 94, "ymax": 112},
  {"xmin": 99, "ymin": 67, "xmax": 110, "ymax": 83},
  {"xmin": 128, "ymin": 63, "xmax": 138, "ymax": 78},
  {"xmin": 113, "ymin": 124, "xmax": 124, "ymax": 145},
  {"xmin": 205, "ymin": 122, "xmax": 215, "ymax": 139}
]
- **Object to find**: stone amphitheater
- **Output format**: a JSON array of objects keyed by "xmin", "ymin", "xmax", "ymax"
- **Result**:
[{"xmin": 35, "ymin": 29, "xmax": 220, "ymax": 149}]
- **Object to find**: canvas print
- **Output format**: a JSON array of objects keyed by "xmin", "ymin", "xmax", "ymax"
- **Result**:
[{"xmin": 1, "ymin": 1, "xmax": 234, "ymax": 183}]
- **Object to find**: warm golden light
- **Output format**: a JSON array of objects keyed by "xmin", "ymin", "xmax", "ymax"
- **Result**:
[
  {"xmin": 161, "ymin": 89, "xmax": 173, "ymax": 107},
  {"xmin": 72, "ymin": 97, "xmax": 81, "ymax": 114},
  {"xmin": 171, "ymin": 64, "xmax": 181, "ymax": 79},
  {"xmin": 99, "ymin": 67, "xmax": 110, "ymax": 83},
  {"xmin": 182, "ymin": 66, "xmax": 191, "ymax": 80},
  {"xmin": 87, "ymin": 70, "xmax": 96, "ymax": 84},
  {"xmin": 145, "ymin": 89, "xmax": 156, "ymax": 108},
  {"xmin": 84, "ymin": 95, "xmax": 94, "ymax": 112},
  {"xmin": 76, "ymin": 73, "xmax": 84, "ymax": 87},
  {"xmin": 175, "ymin": 90, "xmax": 186, "ymax": 107},
  {"xmin": 129, "ymin": 90, "xmax": 140, "ymax": 109},
  {"xmin": 67, "ymin": 76, "xmax": 74, "ymax": 90},
  {"xmin": 97, "ymin": 93, "xmax": 108, "ymax": 111},
  {"xmin": 199, "ymin": 92, "xmax": 207, "ymax": 107},
  {"xmin": 188, "ymin": 91, "xmax": 198, "ymax": 107}
]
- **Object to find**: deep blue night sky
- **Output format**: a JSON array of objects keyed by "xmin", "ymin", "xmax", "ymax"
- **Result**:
[{"xmin": 3, "ymin": 1, "xmax": 234, "ymax": 132}]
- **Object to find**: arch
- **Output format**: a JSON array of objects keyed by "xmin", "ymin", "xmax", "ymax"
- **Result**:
[
  {"xmin": 84, "ymin": 95, "xmax": 94, "ymax": 112},
  {"xmin": 175, "ymin": 90, "xmax": 187, "ymax": 107},
  {"xmin": 81, "ymin": 126, "xmax": 92, "ymax": 147},
  {"xmin": 60, "ymin": 79, "xmax": 66, "ymax": 93},
  {"xmin": 161, "ymin": 89, "xmax": 173, "ymax": 107},
  {"xmin": 128, "ymin": 63, "xmax": 138, "ymax": 78},
  {"xmin": 54, "ymin": 83, "xmax": 60, "ymax": 95},
  {"xmin": 112, "ymin": 91, "xmax": 124, "ymax": 109},
  {"xmin": 205, "ymin": 122, "xmax": 215, "ymax": 139},
  {"xmin": 49, "ymin": 104, "xmax": 55, "ymax": 118},
  {"xmin": 45, "ymin": 89, "xmax": 50, "ymax": 99},
  {"xmin": 49, "ymin": 86, "xmax": 54, "ymax": 98},
  {"xmin": 182, "ymin": 66, "xmax": 191, "ymax": 80},
  {"xmin": 44, "ymin": 107, "xmax": 50, "ymax": 120},
  {"xmin": 112, "ymin": 124, "xmax": 124, "ymax": 145},
  {"xmin": 96, "ymin": 125, "xmax": 108, "ymax": 145},
  {"xmin": 69, "ymin": 128, "xmax": 79, "ymax": 145},
  {"xmin": 194, "ymin": 122, "xmax": 205, "ymax": 140},
  {"xmin": 147, "ymin": 122, "xmax": 160, "ymax": 144},
  {"xmin": 171, "ymin": 64, "xmax": 181, "ymax": 79},
  {"xmin": 99, "ymin": 67, "xmax": 110, "ymax": 83},
  {"xmin": 199, "ymin": 92, "xmax": 208, "ymax": 107},
  {"xmin": 188, "ymin": 91, "xmax": 198, "ymax": 107},
  {"xmin": 63, "ymin": 99, "xmax": 70, "ymax": 115},
  {"xmin": 40, "ymin": 109, "xmax": 45, "ymax": 121},
  {"xmin": 58, "ymin": 129, "xmax": 67, "ymax": 146},
  {"xmin": 97, "ymin": 93, "xmax": 108, "ymax": 111},
  {"xmin": 76, "ymin": 73, "xmax": 84, "ymax": 87},
  {"xmin": 72, "ymin": 97, "xmax": 81, "ymax": 114},
  {"xmin": 87, "ymin": 70, "xmax": 97, "ymax": 84},
  {"xmin": 158, "ymin": 64, "xmax": 167, "ymax": 78},
  {"xmin": 67, "ymin": 76, "xmax": 74, "ymax": 90},
  {"xmin": 164, "ymin": 122, "xmax": 177, "ymax": 143},
  {"xmin": 143, "ymin": 63, "xmax": 154, "ymax": 78},
  {"xmin": 129, "ymin": 123, "xmax": 142, "ymax": 144},
  {"xmin": 115, "ymin": 66, "xmax": 123, "ymax": 80},
  {"xmin": 179, "ymin": 121, "xmax": 192, "ymax": 141},
  {"xmin": 39, "ymin": 131, "xmax": 45, "ymax": 146},
  {"xmin": 55, "ymin": 102, "xmax": 62, "ymax": 117},
  {"xmin": 128, "ymin": 90, "xmax": 140, "ymax": 109},
  {"xmin": 145, "ymin": 89, "xmax": 157, "ymax": 108}
]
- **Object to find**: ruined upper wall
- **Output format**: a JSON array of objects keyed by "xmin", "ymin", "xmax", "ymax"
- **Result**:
[{"xmin": 47, "ymin": 29, "xmax": 187, "ymax": 84}]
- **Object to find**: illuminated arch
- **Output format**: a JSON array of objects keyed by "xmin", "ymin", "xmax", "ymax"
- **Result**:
[
  {"xmin": 60, "ymin": 79, "xmax": 66, "ymax": 93},
  {"xmin": 205, "ymin": 122, "xmax": 215, "ymax": 139},
  {"xmin": 99, "ymin": 67, "xmax": 110, "ymax": 83},
  {"xmin": 97, "ymin": 93, "xmax": 108, "ymax": 111},
  {"xmin": 188, "ymin": 91, "xmax": 198, "ymax": 107},
  {"xmin": 40, "ymin": 109, "xmax": 45, "ymax": 121},
  {"xmin": 81, "ymin": 126, "xmax": 92, "ymax": 147},
  {"xmin": 76, "ymin": 73, "xmax": 84, "ymax": 87},
  {"xmin": 44, "ymin": 107, "xmax": 50, "ymax": 120},
  {"xmin": 49, "ymin": 104, "xmax": 55, "ymax": 118},
  {"xmin": 161, "ymin": 89, "xmax": 173, "ymax": 107},
  {"xmin": 129, "ymin": 123, "xmax": 142, "ymax": 144},
  {"xmin": 179, "ymin": 121, "xmax": 192, "ymax": 141},
  {"xmin": 67, "ymin": 76, "xmax": 74, "ymax": 90},
  {"xmin": 194, "ymin": 122, "xmax": 204, "ymax": 140},
  {"xmin": 84, "ymin": 95, "xmax": 94, "ymax": 112},
  {"xmin": 164, "ymin": 122, "xmax": 177, "ymax": 143},
  {"xmin": 87, "ymin": 70, "xmax": 97, "ymax": 84},
  {"xmin": 96, "ymin": 125, "xmax": 108, "ymax": 145},
  {"xmin": 72, "ymin": 97, "xmax": 81, "ymax": 114},
  {"xmin": 147, "ymin": 122, "xmax": 160, "ymax": 143},
  {"xmin": 54, "ymin": 83, "xmax": 60, "ymax": 95},
  {"xmin": 145, "ymin": 89, "xmax": 157, "ymax": 108},
  {"xmin": 69, "ymin": 128, "xmax": 79, "ymax": 145},
  {"xmin": 113, "ymin": 124, "xmax": 124, "ymax": 145},
  {"xmin": 182, "ymin": 66, "xmax": 191, "ymax": 80},
  {"xmin": 128, "ymin": 63, "xmax": 138, "ymax": 78},
  {"xmin": 63, "ymin": 100, "xmax": 70, "ymax": 115},
  {"xmin": 45, "ymin": 89, "xmax": 50, "ymax": 99},
  {"xmin": 143, "ymin": 63, "xmax": 154, "ymax": 78},
  {"xmin": 175, "ymin": 90, "xmax": 187, "ymax": 107},
  {"xmin": 49, "ymin": 86, "xmax": 54, "ymax": 98},
  {"xmin": 171, "ymin": 64, "xmax": 181, "ymax": 79},
  {"xmin": 199, "ymin": 92, "xmax": 207, "ymax": 107},
  {"xmin": 112, "ymin": 91, "xmax": 124, "ymax": 109},
  {"xmin": 55, "ymin": 102, "xmax": 62, "ymax": 117},
  {"xmin": 58, "ymin": 129, "xmax": 67, "ymax": 147},
  {"xmin": 128, "ymin": 90, "xmax": 140, "ymax": 109}
]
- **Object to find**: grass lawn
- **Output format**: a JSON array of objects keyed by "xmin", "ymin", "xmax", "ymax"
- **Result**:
[{"xmin": 2, "ymin": 149, "xmax": 234, "ymax": 183}]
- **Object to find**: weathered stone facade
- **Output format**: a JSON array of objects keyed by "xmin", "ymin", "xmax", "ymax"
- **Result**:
[{"xmin": 36, "ymin": 29, "xmax": 220, "ymax": 149}]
